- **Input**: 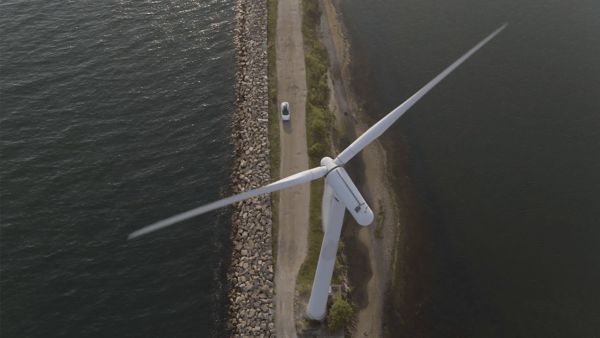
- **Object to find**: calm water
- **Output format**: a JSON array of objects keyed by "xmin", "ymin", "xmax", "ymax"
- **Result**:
[
  {"xmin": 1, "ymin": 0, "xmax": 235, "ymax": 337},
  {"xmin": 341, "ymin": 0, "xmax": 600, "ymax": 336}
]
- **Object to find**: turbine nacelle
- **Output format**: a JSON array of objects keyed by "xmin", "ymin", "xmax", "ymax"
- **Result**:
[{"xmin": 321, "ymin": 157, "xmax": 373, "ymax": 226}]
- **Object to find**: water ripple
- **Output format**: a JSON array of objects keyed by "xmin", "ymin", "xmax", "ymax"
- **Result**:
[{"xmin": 1, "ymin": 0, "xmax": 236, "ymax": 337}]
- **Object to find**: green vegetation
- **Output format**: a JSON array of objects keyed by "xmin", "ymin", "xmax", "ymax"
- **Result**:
[
  {"xmin": 327, "ymin": 297, "xmax": 354, "ymax": 332},
  {"xmin": 267, "ymin": 0, "xmax": 280, "ymax": 263},
  {"xmin": 297, "ymin": 178, "xmax": 324, "ymax": 293},
  {"xmin": 297, "ymin": 0, "xmax": 334, "ymax": 294},
  {"xmin": 302, "ymin": 0, "xmax": 332, "ymax": 163}
]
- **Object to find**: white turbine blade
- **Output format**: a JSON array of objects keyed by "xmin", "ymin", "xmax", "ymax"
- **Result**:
[
  {"xmin": 335, "ymin": 23, "xmax": 507, "ymax": 165},
  {"xmin": 307, "ymin": 189, "xmax": 345, "ymax": 320},
  {"xmin": 128, "ymin": 166, "xmax": 328, "ymax": 239}
]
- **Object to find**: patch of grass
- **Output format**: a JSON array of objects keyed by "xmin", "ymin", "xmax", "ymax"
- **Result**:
[
  {"xmin": 297, "ymin": 0, "xmax": 335, "ymax": 294},
  {"xmin": 267, "ymin": 0, "xmax": 280, "ymax": 263},
  {"xmin": 327, "ymin": 296, "xmax": 354, "ymax": 332},
  {"xmin": 297, "ymin": 179, "xmax": 324, "ymax": 295},
  {"xmin": 302, "ymin": 0, "xmax": 331, "ymax": 166}
]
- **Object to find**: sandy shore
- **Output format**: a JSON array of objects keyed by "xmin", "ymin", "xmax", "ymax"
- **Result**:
[{"xmin": 320, "ymin": 1, "xmax": 401, "ymax": 336}]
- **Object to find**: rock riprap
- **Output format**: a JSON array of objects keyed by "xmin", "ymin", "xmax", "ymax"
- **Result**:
[{"xmin": 227, "ymin": 0, "xmax": 274, "ymax": 336}]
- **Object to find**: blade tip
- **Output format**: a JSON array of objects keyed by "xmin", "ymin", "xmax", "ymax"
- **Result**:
[{"xmin": 127, "ymin": 228, "xmax": 147, "ymax": 240}]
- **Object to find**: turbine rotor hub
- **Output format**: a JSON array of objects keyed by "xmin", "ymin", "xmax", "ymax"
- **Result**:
[{"xmin": 320, "ymin": 156, "xmax": 337, "ymax": 170}]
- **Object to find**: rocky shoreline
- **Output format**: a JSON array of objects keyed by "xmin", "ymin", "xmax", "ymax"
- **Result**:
[{"xmin": 226, "ymin": 0, "xmax": 274, "ymax": 336}]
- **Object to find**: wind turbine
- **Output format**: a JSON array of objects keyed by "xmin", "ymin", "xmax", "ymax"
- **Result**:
[{"xmin": 129, "ymin": 24, "xmax": 507, "ymax": 320}]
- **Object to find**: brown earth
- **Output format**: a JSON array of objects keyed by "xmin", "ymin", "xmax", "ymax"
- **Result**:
[{"xmin": 320, "ymin": 1, "xmax": 401, "ymax": 337}]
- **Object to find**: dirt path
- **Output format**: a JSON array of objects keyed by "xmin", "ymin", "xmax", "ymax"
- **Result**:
[
  {"xmin": 274, "ymin": 0, "xmax": 309, "ymax": 336},
  {"xmin": 321, "ymin": 1, "xmax": 399, "ymax": 337}
]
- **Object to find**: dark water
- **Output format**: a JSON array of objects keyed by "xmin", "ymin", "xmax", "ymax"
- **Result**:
[
  {"xmin": 341, "ymin": 0, "xmax": 600, "ymax": 336},
  {"xmin": 1, "ymin": 0, "xmax": 235, "ymax": 337}
]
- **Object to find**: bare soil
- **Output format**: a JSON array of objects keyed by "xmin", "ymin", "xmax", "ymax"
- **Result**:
[{"xmin": 320, "ymin": 1, "xmax": 401, "ymax": 337}]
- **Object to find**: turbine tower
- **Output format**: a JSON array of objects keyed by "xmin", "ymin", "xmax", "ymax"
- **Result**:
[{"xmin": 128, "ymin": 24, "xmax": 507, "ymax": 321}]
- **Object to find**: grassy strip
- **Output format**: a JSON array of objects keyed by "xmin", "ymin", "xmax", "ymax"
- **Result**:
[
  {"xmin": 267, "ymin": 0, "xmax": 280, "ymax": 264},
  {"xmin": 296, "ymin": 0, "xmax": 335, "ymax": 295}
]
